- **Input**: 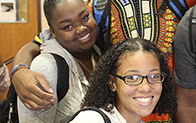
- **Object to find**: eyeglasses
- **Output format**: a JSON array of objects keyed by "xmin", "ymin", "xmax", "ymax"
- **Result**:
[{"xmin": 111, "ymin": 73, "xmax": 165, "ymax": 85}]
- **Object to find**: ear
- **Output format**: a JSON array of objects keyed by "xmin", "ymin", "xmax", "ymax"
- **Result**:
[
  {"xmin": 50, "ymin": 26, "xmax": 57, "ymax": 39},
  {"xmin": 109, "ymin": 75, "xmax": 116, "ymax": 92}
]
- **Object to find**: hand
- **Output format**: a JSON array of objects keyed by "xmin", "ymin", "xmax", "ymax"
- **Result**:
[{"xmin": 12, "ymin": 68, "xmax": 56, "ymax": 111}]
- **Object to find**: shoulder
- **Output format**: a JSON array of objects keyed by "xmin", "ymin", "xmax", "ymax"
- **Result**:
[
  {"xmin": 174, "ymin": 5, "xmax": 196, "ymax": 46},
  {"xmin": 31, "ymin": 53, "xmax": 55, "ymax": 66},
  {"xmin": 177, "ymin": 5, "xmax": 196, "ymax": 29},
  {"xmin": 30, "ymin": 53, "xmax": 57, "ymax": 74},
  {"xmin": 70, "ymin": 110, "xmax": 105, "ymax": 123}
]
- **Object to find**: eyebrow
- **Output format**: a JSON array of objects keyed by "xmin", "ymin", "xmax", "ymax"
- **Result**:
[
  {"xmin": 124, "ymin": 69, "xmax": 160, "ymax": 74},
  {"xmin": 58, "ymin": 9, "xmax": 87, "ymax": 25}
]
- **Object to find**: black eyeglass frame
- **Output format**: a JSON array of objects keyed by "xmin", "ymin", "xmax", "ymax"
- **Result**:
[{"xmin": 110, "ymin": 73, "xmax": 166, "ymax": 85}]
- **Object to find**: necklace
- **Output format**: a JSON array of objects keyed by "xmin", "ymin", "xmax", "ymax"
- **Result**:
[{"xmin": 75, "ymin": 53, "xmax": 96, "ymax": 74}]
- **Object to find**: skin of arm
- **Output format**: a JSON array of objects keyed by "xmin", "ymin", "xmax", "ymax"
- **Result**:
[
  {"xmin": 11, "ymin": 42, "xmax": 56, "ymax": 110},
  {"xmin": 175, "ymin": 86, "xmax": 196, "ymax": 123},
  {"xmin": 173, "ymin": 6, "xmax": 196, "ymax": 122}
]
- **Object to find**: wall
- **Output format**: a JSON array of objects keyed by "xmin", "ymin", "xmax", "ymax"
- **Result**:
[
  {"xmin": 0, "ymin": 0, "xmax": 38, "ymax": 100},
  {"xmin": 40, "ymin": 0, "xmax": 48, "ymax": 31}
]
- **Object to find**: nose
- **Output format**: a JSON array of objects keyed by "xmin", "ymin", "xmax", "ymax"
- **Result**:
[
  {"xmin": 137, "ymin": 78, "xmax": 152, "ymax": 94},
  {"xmin": 76, "ymin": 25, "xmax": 87, "ymax": 34}
]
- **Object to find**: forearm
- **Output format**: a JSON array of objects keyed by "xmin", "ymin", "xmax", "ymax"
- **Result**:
[
  {"xmin": 12, "ymin": 42, "xmax": 40, "ymax": 68},
  {"xmin": 175, "ymin": 85, "xmax": 196, "ymax": 123}
]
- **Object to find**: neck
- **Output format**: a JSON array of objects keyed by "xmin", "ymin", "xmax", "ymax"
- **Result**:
[
  {"xmin": 73, "ymin": 50, "xmax": 93, "ymax": 61},
  {"xmin": 74, "ymin": 51, "xmax": 96, "ymax": 80}
]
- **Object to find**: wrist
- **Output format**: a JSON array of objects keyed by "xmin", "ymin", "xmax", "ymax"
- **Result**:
[{"xmin": 10, "ymin": 64, "xmax": 28, "ymax": 82}]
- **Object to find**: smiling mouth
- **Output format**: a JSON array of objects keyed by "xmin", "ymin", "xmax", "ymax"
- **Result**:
[
  {"xmin": 134, "ymin": 97, "xmax": 153, "ymax": 103},
  {"xmin": 77, "ymin": 33, "xmax": 90, "ymax": 41}
]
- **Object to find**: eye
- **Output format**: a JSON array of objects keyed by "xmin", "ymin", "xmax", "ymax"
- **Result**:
[
  {"xmin": 63, "ymin": 25, "xmax": 73, "ymax": 31},
  {"xmin": 126, "ymin": 75, "xmax": 139, "ymax": 81},
  {"xmin": 149, "ymin": 74, "xmax": 160, "ymax": 80},
  {"xmin": 82, "ymin": 14, "xmax": 89, "ymax": 22}
]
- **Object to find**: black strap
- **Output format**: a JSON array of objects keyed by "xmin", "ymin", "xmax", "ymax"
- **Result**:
[
  {"xmin": 98, "ymin": 0, "xmax": 111, "ymax": 51},
  {"xmin": 168, "ymin": 0, "xmax": 188, "ymax": 20},
  {"xmin": 60, "ymin": 107, "xmax": 111, "ymax": 123},
  {"xmin": 51, "ymin": 53, "xmax": 69, "ymax": 102},
  {"xmin": 189, "ymin": 5, "xmax": 196, "ymax": 53},
  {"xmin": 0, "ymin": 84, "xmax": 18, "ymax": 123}
]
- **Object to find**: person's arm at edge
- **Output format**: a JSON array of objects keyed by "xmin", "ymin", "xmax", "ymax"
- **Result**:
[{"xmin": 11, "ymin": 41, "xmax": 56, "ymax": 111}]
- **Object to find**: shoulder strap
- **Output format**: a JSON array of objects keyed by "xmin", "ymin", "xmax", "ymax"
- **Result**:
[
  {"xmin": 168, "ymin": 0, "xmax": 188, "ymax": 20},
  {"xmin": 95, "ymin": 0, "xmax": 111, "ymax": 51},
  {"xmin": 51, "ymin": 53, "xmax": 69, "ymax": 102},
  {"xmin": 157, "ymin": 0, "xmax": 188, "ymax": 20},
  {"xmin": 189, "ymin": 5, "xmax": 196, "ymax": 53},
  {"xmin": 60, "ymin": 107, "xmax": 111, "ymax": 123},
  {"xmin": 0, "ymin": 83, "xmax": 18, "ymax": 123}
]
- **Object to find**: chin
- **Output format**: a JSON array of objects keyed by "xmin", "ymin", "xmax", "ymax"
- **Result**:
[{"xmin": 138, "ymin": 109, "xmax": 154, "ymax": 117}]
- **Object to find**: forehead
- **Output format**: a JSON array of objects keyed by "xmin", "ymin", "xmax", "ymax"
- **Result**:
[
  {"xmin": 117, "ymin": 50, "xmax": 160, "ymax": 71},
  {"xmin": 50, "ymin": 0, "xmax": 88, "ymax": 24},
  {"xmin": 51, "ymin": 0, "xmax": 87, "ymax": 15},
  {"xmin": 119, "ymin": 50, "xmax": 157, "ymax": 60}
]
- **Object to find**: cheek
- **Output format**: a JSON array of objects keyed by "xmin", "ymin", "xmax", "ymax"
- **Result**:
[
  {"xmin": 56, "ymin": 32, "xmax": 74, "ymax": 44},
  {"xmin": 89, "ymin": 18, "xmax": 98, "ymax": 34},
  {"xmin": 154, "ymin": 83, "xmax": 162, "ymax": 97},
  {"xmin": 114, "ymin": 82, "xmax": 135, "ymax": 98}
]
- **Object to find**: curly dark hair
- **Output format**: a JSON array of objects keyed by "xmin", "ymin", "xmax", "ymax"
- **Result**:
[{"xmin": 81, "ymin": 38, "xmax": 177, "ymax": 117}]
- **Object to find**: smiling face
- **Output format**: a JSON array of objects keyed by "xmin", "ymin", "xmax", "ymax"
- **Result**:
[
  {"xmin": 111, "ymin": 50, "xmax": 162, "ymax": 121},
  {"xmin": 49, "ymin": 0, "xmax": 97, "ymax": 55}
]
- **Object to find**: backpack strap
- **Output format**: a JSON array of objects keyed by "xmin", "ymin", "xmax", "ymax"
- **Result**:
[
  {"xmin": 60, "ymin": 107, "xmax": 111, "ymax": 123},
  {"xmin": 168, "ymin": 0, "xmax": 188, "ymax": 20},
  {"xmin": 94, "ymin": 0, "xmax": 111, "ymax": 51},
  {"xmin": 156, "ymin": 0, "xmax": 189, "ymax": 20},
  {"xmin": 51, "ymin": 53, "xmax": 69, "ymax": 102},
  {"xmin": 189, "ymin": 5, "xmax": 196, "ymax": 53},
  {"xmin": 0, "ymin": 83, "xmax": 18, "ymax": 123}
]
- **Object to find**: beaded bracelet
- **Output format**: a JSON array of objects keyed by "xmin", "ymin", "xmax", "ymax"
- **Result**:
[{"xmin": 10, "ymin": 64, "xmax": 28, "ymax": 82}]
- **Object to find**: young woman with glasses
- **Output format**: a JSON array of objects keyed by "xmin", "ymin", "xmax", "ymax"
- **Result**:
[{"xmin": 69, "ymin": 38, "xmax": 177, "ymax": 123}]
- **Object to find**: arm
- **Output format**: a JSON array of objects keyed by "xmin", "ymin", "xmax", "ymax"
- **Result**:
[
  {"xmin": 18, "ymin": 54, "xmax": 58, "ymax": 123},
  {"xmin": 12, "ymin": 41, "xmax": 55, "ymax": 111},
  {"xmin": 173, "ymin": 6, "xmax": 196, "ymax": 123}
]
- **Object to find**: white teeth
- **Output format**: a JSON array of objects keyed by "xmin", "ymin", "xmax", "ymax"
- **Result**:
[
  {"xmin": 78, "ymin": 33, "xmax": 90, "ymax": 40},
  {"xmin": 135, "ymin": 97, "xmax": 152, "ymax": 103}
]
